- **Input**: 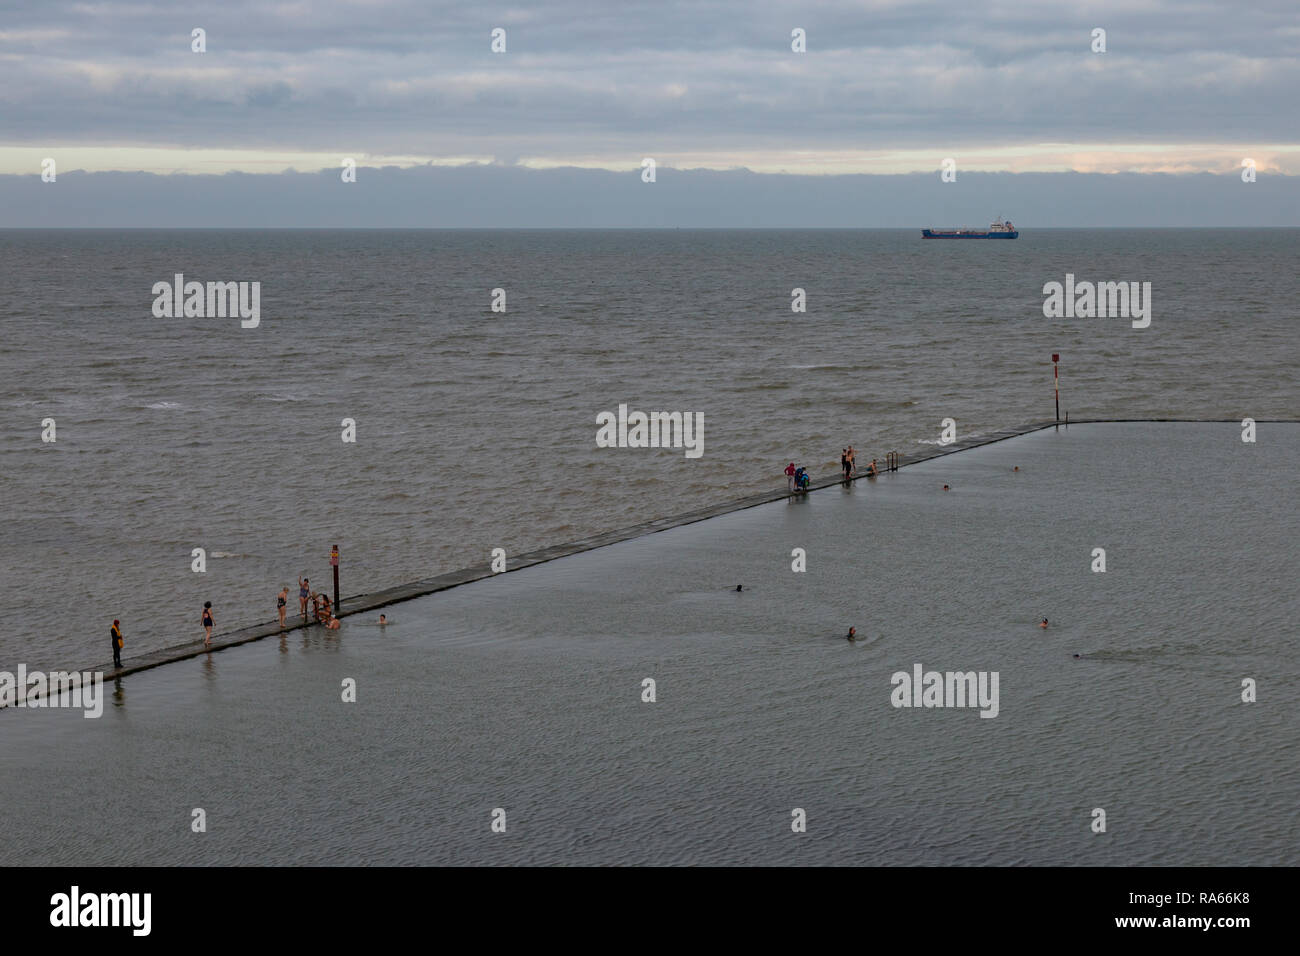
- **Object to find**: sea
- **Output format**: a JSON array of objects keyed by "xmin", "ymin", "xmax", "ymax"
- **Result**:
[
  {"xmin": 1, "ymin": 228, "xmax": 1295, "ymax": 671},
  {"xmin": 0, "ymin": 421, "xmax": 1296, "ymax": 865}
]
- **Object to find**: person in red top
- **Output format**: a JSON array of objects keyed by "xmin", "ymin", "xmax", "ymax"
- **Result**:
[{"xmin": 784, "ymin": 461, "xmax": 796, "ymax": 493}]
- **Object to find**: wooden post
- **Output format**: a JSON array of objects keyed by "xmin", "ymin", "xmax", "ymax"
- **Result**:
[
  {"xmin": 1052, "ymin": 353, "xmax": 1060, "ymax": 423},
  {"xmin": 330, "ymin": 544, "xmax": 340, "ymax": 612}
]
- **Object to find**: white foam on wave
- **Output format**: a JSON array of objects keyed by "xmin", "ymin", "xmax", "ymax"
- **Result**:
[{"xmin": 916, "ymin": 434, "xmax": 983, "ymax": 446}]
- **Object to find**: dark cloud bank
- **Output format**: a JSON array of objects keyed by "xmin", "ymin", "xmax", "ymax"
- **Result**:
[{"xmin": 2, "ymin": 166, "xmax": 1296, "ymax": 227}]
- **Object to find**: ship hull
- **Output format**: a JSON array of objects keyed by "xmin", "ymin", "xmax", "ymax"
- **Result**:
[{"xmin": 922, "ymin": 229, "xmax": 1018, "ymax": 239}]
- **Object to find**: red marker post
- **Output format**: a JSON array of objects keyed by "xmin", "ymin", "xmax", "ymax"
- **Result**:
[
  {"xmin": 330, "ymin": 544, "xmax": 340, "ymax": 613},
  {"xmin": 1052, "ymin": 354, "xmax": 1060, "ymax": 423}
]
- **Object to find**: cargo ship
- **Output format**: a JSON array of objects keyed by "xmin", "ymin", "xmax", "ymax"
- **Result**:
[{"xmin": 922, "ymin": 217, "xmax": 1018, "ymax": 239}]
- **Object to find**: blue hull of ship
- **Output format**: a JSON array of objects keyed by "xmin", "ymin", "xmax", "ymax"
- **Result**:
[{"xmin": 922, "ymin": 230, "xmax": 1019, "ymax": 239}]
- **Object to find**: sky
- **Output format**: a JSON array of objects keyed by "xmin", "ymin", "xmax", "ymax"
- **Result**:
[{"xmin": 1, "ymin": 0, "xmax": 1297, "ymax": 225}]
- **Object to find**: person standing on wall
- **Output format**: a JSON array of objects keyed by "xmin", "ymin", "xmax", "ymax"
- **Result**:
[{"xmin": 110, "ymin": 619, "xmax": 124, "ymax": 669}]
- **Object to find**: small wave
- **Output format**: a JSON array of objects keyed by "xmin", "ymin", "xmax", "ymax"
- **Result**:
[
  {"xmin": 209, "ymin": 551, "xmax": 249, "ymax": 559},
  {"xmin": 915, "ymin": 434, "xmax": 982, "ymax": 446},
  {"xmin": 785, "ymin": 364, "xmax": 864, "ymax": 371},
  {"xmin": 87, "ymin": 358, "xmax": 148, "ymax": 368},
  {"xmin": 1087, "ymin": 643, "xmax": 1192, "ymax": 663},
  {"xmin": 146, "ymin": 401, "xmax": 184, "ymax": 410}
]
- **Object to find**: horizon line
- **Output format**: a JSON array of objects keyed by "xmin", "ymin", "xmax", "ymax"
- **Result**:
[{"xmin": 3, "ymin": 225, "xmax": 1298, "ymax": 231}]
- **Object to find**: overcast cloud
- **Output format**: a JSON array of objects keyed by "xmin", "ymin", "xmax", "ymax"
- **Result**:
[
  {"xmin": 1, "ymin": 0, "xmax": 1296, "ymax": 224},
  {"xmin": 2, "ymin": 0, "xmax": 1297, "ymax": 163}
]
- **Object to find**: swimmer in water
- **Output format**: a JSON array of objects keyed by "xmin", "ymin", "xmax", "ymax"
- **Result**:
[
  {"xmin": 1072, "ymin": 653, "xmax": 1081, "ymax": 659},
  {"xmin": 942, "ymin": 484, "xmax": 950, "ymax": 491},
  {"xmin": 378, "ymin": 614, "xmax": 388, "ymax": 625},
  {"xmin": 846, "ymin": 627, "xmax": 857, "ymax": 641},
  {"xmin": 1040, "ymin": 618, "xmax": 1049, "ymax": 628},
  {"xmin": 1013, "ymin": 466, "xmax": 1020, "ymax": 472},
  {"xmin": 735, "ymin": 585, "xmax": 743, "ymax": 592}
]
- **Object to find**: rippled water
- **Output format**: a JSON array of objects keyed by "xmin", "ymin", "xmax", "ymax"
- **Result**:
[
  {"xmin": 0, "ymin": 229, "xmax": 1296, "ymax": 670},
  {"xmin": 1, "ymin": 423, "xmax": 1296, "ymax": 865}
]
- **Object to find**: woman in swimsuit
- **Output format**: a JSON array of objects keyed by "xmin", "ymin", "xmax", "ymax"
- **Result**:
[
  {"xmin": 298, "ymin": 577, "xmax": 310, "ymax": 619},
  {"xmin": 202, "ymin": 601, "xmax": 214, "ymax": 646},
  {"xmin": 277, "ymin": 587, "xmax": 289, "ymax": 629}
]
